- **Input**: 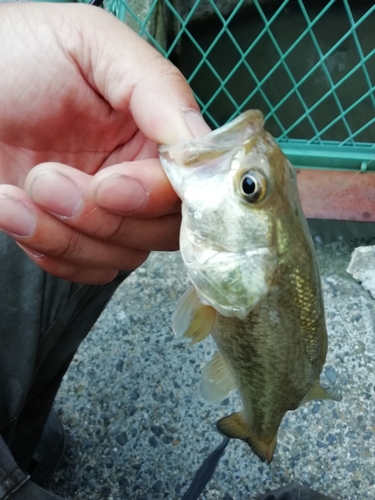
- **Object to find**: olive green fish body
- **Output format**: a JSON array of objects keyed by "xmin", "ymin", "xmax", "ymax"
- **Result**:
[
  {"xmin": 159, "ymin": 110, "xmax": 338, "ymax": 463},
  {"xmin": 213, "ymin": 249, "xmax": 327, "ymax": 460}
]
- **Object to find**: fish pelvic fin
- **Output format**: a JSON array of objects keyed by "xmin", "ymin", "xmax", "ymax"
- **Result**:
[
  {"xmin": 200, "ymin": 351, "xmax": 237, "ymax": 403},
  {"xmin": 217, "ymin": 412, "xmax": 277, "ymax": 464},
  {"xmin": 302, "ymin": 381, "xmax": 342, "ymax": 405},
  {"xmin": 172, "ymin": 286, "xmax": 216, "ymax": 344}
]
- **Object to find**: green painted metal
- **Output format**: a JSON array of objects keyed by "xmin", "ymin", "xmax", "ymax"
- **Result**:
[
  {"xmin": 63, "ymin": 0, "xmax": 375, "ymax": 170},
  {"xmin": 36, "ymin": 0, "xmax": 72, "ymax": 3},
  {"xmin": 281, "ymin": 143, "xmax": 375, "ymax": 172}
]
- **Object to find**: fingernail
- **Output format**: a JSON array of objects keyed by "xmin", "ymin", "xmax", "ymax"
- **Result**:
[
  {"xmin": 183, "ymin": 108, "xmax": 212, "ymax": 138},
  {"xmin": 28, "ymin": 171, "xmax": 83, "ymax": 218},
  {"xmin": 17, "ymin": 243, "xmax": 44, "ymax": 258},
  {"xmin": 0, "ymin": 196, "xmax": 35, "ymax": 238},
  {"xmin": 94, "ymin": 175, "xmax": 147, "ymax": 213}
]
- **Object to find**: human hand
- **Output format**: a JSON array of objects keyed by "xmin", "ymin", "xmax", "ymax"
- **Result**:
[{"xmin": 0, "ymin": 3, "xmax": 210, "ymax": 283}]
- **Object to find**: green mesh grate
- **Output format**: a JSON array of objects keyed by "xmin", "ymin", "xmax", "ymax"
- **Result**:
[{"xmin": 78, "ymin": 0, "xmax": 375, "ymax": 170}]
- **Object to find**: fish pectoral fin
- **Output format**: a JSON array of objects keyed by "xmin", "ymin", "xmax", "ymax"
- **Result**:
[
  {"xmin": 217, "ymin": 412, "xmax": 276, "ymax": 464},
  {"xmin": 200, "ymin": 351, "xmax": 237, "ymax": 403},
  {"xmin": 172, "ymin": 286, "xmax": 216, "ymax": 343},
  {"xmin": 302, "ymin": 381, "xmax": 342, "ymax": 404}
]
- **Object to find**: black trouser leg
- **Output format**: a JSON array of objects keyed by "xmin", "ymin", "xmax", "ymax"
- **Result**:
[{"xmin": 0, "ymin": 234, "xmax": 129, "ymax": 498}]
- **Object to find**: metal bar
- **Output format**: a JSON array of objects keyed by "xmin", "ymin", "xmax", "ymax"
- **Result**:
[{"xmin": 281, "ymin": 144, "xmax": 375, "ymax": 171}]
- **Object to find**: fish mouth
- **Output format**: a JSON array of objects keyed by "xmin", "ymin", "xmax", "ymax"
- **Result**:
[
  {"xmin": 158, "ymin": 110, "xmax": 267, "ymax": 200},
  {"xmin": 158, "ymin": 110, "xmax": 265, "ymax": 166}
]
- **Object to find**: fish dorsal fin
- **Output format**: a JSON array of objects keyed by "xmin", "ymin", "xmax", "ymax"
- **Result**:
[
  {"xmin": 217, "ymin": 411, "xmax": 277, "ymax": 464},
  {"xmin": 200, "ymin": 351, "xmax": 237, "ymax": 403},
  {"xmin": 173, "ymin": 286, "xmax": 216, "ymax": 343},
  {"xmin": 302, "ymin": 381, "xmax": 342, "ymax": 405}
]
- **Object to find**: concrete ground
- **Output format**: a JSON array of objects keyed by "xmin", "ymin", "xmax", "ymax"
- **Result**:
[{"xmin": 46, "ymin": 236, "xmax": 375, "ymax": 500}]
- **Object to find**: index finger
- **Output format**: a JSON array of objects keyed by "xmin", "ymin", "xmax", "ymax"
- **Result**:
[
  {"xmin": 89, "ymin": 159, "xmax": 181, "ymax": 216},
  {"xmin": 26, "ymin": 159, "xmax": 180, "ymax": 220}
]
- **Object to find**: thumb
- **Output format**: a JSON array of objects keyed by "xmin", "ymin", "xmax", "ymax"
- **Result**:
[{"xmin": 76, "ymin": 5, "xmax": 211, "ymax": 145}]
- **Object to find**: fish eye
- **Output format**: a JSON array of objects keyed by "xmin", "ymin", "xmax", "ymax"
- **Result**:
[
  {"xmin": 242, "ymin": 175, "xmax": 257, "ymax": 195},
  {"xmin": 239, "ymin": 170, "xmax": 267, "ymax": 203}
]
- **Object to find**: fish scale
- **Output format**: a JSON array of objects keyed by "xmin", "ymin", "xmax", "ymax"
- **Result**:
[{"xmin": 159, "ymin": 110, "xmax": 340, "ymax": 464}]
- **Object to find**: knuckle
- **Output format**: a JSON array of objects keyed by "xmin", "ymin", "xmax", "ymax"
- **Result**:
[
  {"xmin": 104, "ymin": 217, "xmax": 127, "ymax": 242},
  {"xmin": 123, "ymin": 249, "xmax": 149, "ymax": 270},
  {"xmin": 54, "ymin": 230, "xmax": 86, "ymax": 261},
  {"xmin": 40, "ymin": 258, "xmax": 118, "ymax": 284},
  {"xmin": 90, "ymin": 215, "xmax": 126, "ymax": 243}
]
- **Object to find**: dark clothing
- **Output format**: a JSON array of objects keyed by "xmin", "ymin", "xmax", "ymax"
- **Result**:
[
  {"xmin": 0, "ymin": 233, "xmax": 129, "ymax": 499},
  {"xmin": 0, "ymin": 435, "xmax": 62, "ymax": 500}
]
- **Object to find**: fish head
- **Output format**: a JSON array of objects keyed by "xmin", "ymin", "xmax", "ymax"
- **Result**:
[{"xmin": 159, "ymin": 110, "xmax": 301, "ymax": 320}]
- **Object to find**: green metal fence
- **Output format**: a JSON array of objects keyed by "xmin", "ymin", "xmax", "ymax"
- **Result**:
[{"xmin": 82, "ymin": 0, "xmax": 375, "ymax": 171}]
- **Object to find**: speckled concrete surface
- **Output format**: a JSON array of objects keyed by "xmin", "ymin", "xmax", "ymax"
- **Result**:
[{"xmin": 45, "ymin": 237, "xmax": 375, "ymax": 500}]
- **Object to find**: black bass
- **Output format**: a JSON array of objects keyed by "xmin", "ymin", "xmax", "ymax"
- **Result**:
[{"xmin": 159, "ymin": 110, "xmax": 339, "ymax": 463}]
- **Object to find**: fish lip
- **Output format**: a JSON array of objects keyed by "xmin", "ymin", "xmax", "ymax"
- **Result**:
[{"xmin": 158, "ymin": 109, "xmax": 265, "ymax": 168}]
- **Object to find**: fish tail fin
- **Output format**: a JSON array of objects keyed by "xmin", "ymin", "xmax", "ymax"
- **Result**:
[{"xmin": 216, "ymin": 412, "xmax": 277, "ymax": 464}]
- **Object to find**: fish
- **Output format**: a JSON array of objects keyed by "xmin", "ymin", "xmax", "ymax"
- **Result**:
[{"xmin": 159, "ymin": 110, "xmax": 340, "ymax": 464}]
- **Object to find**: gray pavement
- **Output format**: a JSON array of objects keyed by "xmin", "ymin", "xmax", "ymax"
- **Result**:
[{"xmin": 48, "ymin": 237, "xmax": 375, "ymax": 500}]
